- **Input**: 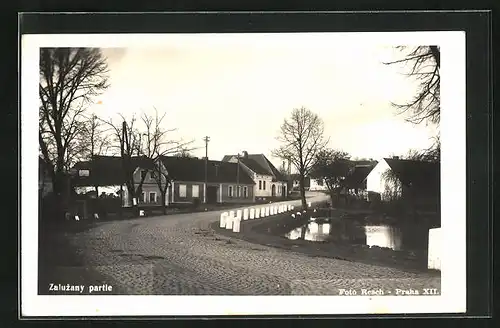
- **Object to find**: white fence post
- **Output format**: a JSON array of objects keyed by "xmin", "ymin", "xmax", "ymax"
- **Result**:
[
  {"xmin": 220, "ymin": 212, "xmax": 228, "ymax": 228},
  {"xmin": 243, "ymin": 208, "xmax": 249, "ymax": 220},
  {"xmin": 265, "ymin": 207, "xmax": 270, "ymax": 217},
  {"xmin": 249, "ymin": 208, "xmax": 255, "ymax": 219},
  {"xmin": 236, "ymin": 210, "xmax": 242, "ymax": 220},
  {"xmin": 428, "ymin": 228, "xmax": 441, "ymax": 270},
  {"xmin": 232, "ymin": 218, "xmax": 241, "ymax": 233},
  {"xmin": 225, "ymin": 214, "xmax": 234, "ymax": 230},
  {"xmin": 255, "ymin": 208, "xmax": 261, "ymax": 218}
]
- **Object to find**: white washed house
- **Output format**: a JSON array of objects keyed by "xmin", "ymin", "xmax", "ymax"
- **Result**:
[
  {"xmin": 366, "ymin": 157, "xmax": 440, "ymax": 203},
  {"xmin": 222, "ymin": 152, "xmax": 288, "ymax": 201}
]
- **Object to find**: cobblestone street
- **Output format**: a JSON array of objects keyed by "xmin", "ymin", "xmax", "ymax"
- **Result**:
[{"xmin": 68, "ymin": 194, "xmax": 440, "ymax": 295}]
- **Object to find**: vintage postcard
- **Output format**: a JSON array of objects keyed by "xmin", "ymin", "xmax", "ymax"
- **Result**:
[{"xmin": 21, "ymin": 31, "xmax": 466, "ymax": 316}]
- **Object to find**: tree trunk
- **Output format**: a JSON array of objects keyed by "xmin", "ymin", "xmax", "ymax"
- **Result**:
[
  {"xmin": 299, "ymin": 174, "xmax": 307, "ymax": 210},
  {"xmin": 300, "ymin": 226, "xmax": 307, "ymax": 240},
  {"xmin": 160, "ymin": 190, "xmax": 167, "ymax": 215},
  {"xmin": 51, "ymin": 171, "xmax": 68, "ymax": 221}
]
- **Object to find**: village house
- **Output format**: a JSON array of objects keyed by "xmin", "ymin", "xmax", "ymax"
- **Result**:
[
  {"xmin": 343, "ymin": 160, "xmax": 378, "ymax": 198},
  {"xmin": 72, "ymin": 155, "xmax": 158, "ymax": 207},
  {"xmin": 309, "ymin": 177, "xmax": 328, "ymax": 191},
  {"xmin": 160, "ymin": 156, "xmax": 255, "ymax": 205},
  {"xmin": 289, "ymin": 174, "xmax": 311, "ymax": 191},
  {"xmin": 366, "ymin": 157, "xmax": 440, "ymax": 207},
  {"xmin": 222, "ymin": 151, "xmax": 287, "ymax": 201}
]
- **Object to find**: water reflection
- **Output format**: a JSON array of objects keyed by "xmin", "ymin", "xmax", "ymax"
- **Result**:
[
  {"xmin": 286, "ymin": 222, "xmax": 331, "ymax": 242},
  {"xmin": 364, "ymin": 225, "xmax": 402, "ymax": 250},
  {"xmin": 285, "ymin": 217, "xmax": 425, "ymax": 251}
]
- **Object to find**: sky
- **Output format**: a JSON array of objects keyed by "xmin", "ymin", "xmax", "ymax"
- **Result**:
[{"xmin": 89, "ymin": 34, "xmax": 438, "ymax": 169}]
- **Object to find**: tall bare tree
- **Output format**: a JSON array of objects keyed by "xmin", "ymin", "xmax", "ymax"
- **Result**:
[
  {"xmin": 272, "ymin": 107, "xmax": 329, "ymax": 209},
  {"xmin": 139, "ymin": 108, "xmax": 196, "ymax": 214},
  {"xmin": 39, "ymin": 47, "xmax": 109, "ymax": 217},
  {"xmin": 102, "ymin": 114, "xmax": 146, "ymax": 209},
  {"xmin": 78, "ymin": 114, "xmax": 112, "ymax": 160},
  {"xmin": 384, "ymin": 46, "xmax": 440, "ymax": 125}
]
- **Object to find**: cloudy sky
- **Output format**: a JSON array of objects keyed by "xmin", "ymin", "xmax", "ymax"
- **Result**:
[{"xmin": 89, "ymin": 34, "xmax": 438, "ymax": 168}]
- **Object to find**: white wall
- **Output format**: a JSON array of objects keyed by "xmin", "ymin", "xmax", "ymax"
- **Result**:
[
  {"xmin": 366, "ymin": 159, "xmax": 402, "ymax": 201},
  {"xmin": 309, "ymin": 178, "xmax": 328, "ymax": 191},
  {"xmin": 254, "ymin": 174, "xmax": 274, "ymax": 197}
]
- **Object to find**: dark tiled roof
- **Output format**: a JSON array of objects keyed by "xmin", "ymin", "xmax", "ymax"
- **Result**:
[
  {"xmin": 263, "ymin": 157, "xmax": 287, "ymax": 182},
  {"xmin": 240, "ymin": 157, "xmax": 270, "ymax": 175},
  {"xmin": 344, "ymin": 165, "xmax": 375, "ymax": 188},
  {"xmin": 72, "ymin": 155, "xmax": 154, "ymax": 186},
  {"xmin": 384, "ymin": 158, "xmax": 440, "ymax": 190},
  {"xmin": 161, "ymin": 156, "xmax": 255, "ymax": 185},
  {"xmin": 222, "ymin": 153, "xmax": 286, "ymax": 181}
]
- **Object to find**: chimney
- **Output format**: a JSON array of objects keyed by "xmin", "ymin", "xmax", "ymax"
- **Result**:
[
  {"xmin": 242, "ymin": 151, "xmax": 248, "ymax": 159},
  {"xmin": 392, "ymin": 156, "xmax": 399, "ymax": 160}
]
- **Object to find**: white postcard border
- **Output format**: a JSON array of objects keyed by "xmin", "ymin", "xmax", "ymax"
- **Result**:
[{"xmin": 21, "ymin": 31, "xmax": 466, "ymax": 316}]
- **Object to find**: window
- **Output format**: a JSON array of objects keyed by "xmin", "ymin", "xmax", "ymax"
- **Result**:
[
  {"xmin": 228, "ymin": 186, "xmax": 233, "ymax": 197},
  {"xmin": 258, "ymin": 180, "xmax": 262, "ymax": 190},
  {"xmin": 141, "ymin": 192, "xmax": 146, "ymax": 203},
  {"xmin": 149, "ymin": 192, "xmax": 157, "ymax": 203},
  {"xmin": 243, "ymin": 186, "xmax": 248, "ymax": 198},
  {"xmin": 263, "ymin": 181, "xmax": 266, "ymax": 190},
  {"xmin": 192, "ymin": 185, "xmax": 200, "ymax": 198},
  {"xmin": 179, "ymin": 184, "xmax": 187, "ymax": 198},
  {"xmin": 141, "ymin": 170, "xmax": 148, "ymax": 180}
]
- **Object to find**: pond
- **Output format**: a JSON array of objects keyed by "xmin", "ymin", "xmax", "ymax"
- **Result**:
[{"xmin": 285, "ymin": 215, "xmax": 430, "ymax": 252}]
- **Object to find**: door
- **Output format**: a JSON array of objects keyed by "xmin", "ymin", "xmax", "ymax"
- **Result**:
[
  {"xmin": 207, "ymin": 186, "xmax": 218, "ymax": 204},
  {"xmin": 271, "ymin": 184, "xmax": 276, "ymax": 197}
]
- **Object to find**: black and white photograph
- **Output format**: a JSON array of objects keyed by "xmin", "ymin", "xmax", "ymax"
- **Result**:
[{"xmin": 22, "ymin": 30, "xmax": 466, "ymax": 316}]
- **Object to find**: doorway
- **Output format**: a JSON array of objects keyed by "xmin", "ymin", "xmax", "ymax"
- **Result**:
[{"xmin": 206, "ymin": 186, "xmax": 218, "ymax": 204}]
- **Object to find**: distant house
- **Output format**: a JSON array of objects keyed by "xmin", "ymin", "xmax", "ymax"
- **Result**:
[
  {"xmin": 343, "ymin": 161, "xmax": 377, "ymax": 198},
  {"xmin": 309, "ymin": 178, "xmax": 328, "ymax": 191},
  {"xmin": 72, "ymin": 155, "xmax": 159, "ymax": 207},
  {"xmin": 160, "ymin": 156, "xmax": 255, "ymax": 204},
  {"xmin": 366, "ymin": 157, "xmax": 440, "ymax": 205},
  {"xmin": 222, "ymin": 152, "xmax": 287, "ymax": 200},
  {"xmin": 39, "ymin": 157, "xmax": 53, "ymax": 198},
  {"xmin": 289, "ymin": 174, "xmax": 310, "ymax": 191}
]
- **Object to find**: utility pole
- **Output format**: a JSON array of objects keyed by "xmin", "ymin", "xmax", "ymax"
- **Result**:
[
  {"xmin": 203, "ymin": 136, "xmax": 210, "ymax": 204},
  {"xmin": 120, "ymin": 121, "xmax": 126, "ymax": 213}
]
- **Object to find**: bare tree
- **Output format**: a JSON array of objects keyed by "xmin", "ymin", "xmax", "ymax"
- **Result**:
[
  {"xmin": 139, "ymin": 108, "xmax": 196, "ymax": 214},
  {"xmin": 405, "ymin": 136, "xmax": 440, "ymax": 163},
  {"xmin": 79, "ymin": 114, "xmax": 112, "ymax": 160},
  {"xmin": 310, "ymin": 149, "xmax": 352, "ymax": 206},
  {"xmin": 102, "ymin": 114, "xmax": 146, "ymax": 209},
  {"xmin": 39, "ymin": 47, "xmax": 109, "ymax": 218},
  {"xmin": 272, "ymin": 107, "xmax": 329, "ymax": 209},
  {"xmin": 173, "ymin": 147, "xmax": 195, "ymax": 158},
  {"xmin": 384, "ymin": 46, "xmax": 440, "ymax": 125}
]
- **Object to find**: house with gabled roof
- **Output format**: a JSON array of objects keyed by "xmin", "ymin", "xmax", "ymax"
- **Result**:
[
  {"xmin": 343, "ymin": 160, "xmax": 377, "ymax": 197},
  {"xmin": 72, "ymin": 155, "xmax": 161, "ymax": 207},
  {"xmin": 160, "ymin": 156, "xmax": 255, "ymax": 205},
  {"xmin": 366, "ymin": 157, "xmax": 440, "ymax": 205},
  {"xmin": 222, "ymin": 151, "xmax": 288, "ymax": 200}
]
